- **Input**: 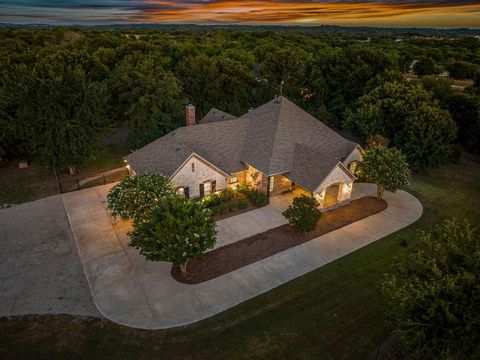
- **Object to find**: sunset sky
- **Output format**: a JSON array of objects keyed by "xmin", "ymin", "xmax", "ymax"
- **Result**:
[{"xmin": 0, "ymin": 0, "xmax": 479, "ymax": 27}]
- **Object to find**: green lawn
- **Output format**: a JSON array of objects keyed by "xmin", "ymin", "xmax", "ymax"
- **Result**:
[
  {"xmin": 1, "ymin": 162, "xmax": 479, "ymax": 360},
  {"xmin": 0, "ymin": 145, "xmax": 129, "ymax": 205}
]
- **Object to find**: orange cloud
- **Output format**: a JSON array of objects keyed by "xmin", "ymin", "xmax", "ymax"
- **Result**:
[{"xmin": 133, "ymin": 1, "xmax": 480, "ymax": 27}]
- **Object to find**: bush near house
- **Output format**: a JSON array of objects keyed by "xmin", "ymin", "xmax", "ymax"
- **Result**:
[
  {"xmin": 238, "ymin": 184, "xmax": 269, "ymax": 207},
  {"xmin": 201, "ymin": 188, "xmax": 250, "ymax": 216},
  {"xmin": 283, "ymin": 195, "xmax": 322, "ymax": 233}
]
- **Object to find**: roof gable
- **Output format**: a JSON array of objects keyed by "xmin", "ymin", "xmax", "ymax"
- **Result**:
[
  {"xmin": 240, "ymin": 97, "xmax": 357, "ymax": 175},
  {"xmin": 200, "ymin": 108, "xmax": 237, "ymax": 124}
]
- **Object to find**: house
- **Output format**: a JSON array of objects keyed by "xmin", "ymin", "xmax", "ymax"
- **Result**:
[{"xmin": 125, "ymin": 96, "xmax": 363, "ymax": 209}]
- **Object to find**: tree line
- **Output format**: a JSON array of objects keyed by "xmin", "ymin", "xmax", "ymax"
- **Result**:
[{"xmin": 0, "ymin": 27, "xmax": 479, "ymax": 173}]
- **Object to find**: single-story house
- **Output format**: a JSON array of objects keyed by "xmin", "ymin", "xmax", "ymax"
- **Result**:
[{"xmin": 125, "ymin": 96, "xmax": 363, "ymax": 209}]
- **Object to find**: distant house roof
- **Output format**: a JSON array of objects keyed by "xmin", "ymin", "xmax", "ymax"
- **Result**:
[
  {"xmin": 199, "ymin": 108, "xmax": 237, "ymax": 124},
  {"xmin": 126, "ymin": 97, "xmax": 358, "ymax": 191}
]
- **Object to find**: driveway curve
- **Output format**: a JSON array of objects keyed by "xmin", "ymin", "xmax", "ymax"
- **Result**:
[{"xmin": 62, "ymin": 183, "xmax": 422, "ymax": 329}]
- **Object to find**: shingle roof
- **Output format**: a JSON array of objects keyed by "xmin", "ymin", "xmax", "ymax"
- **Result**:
[
  {"xmin": 199, "ymin": 108, "xmax": 237, "ymax": 124},
  {"xmin": 240, "ymin": 97, "xmax": 357, "ymax": 175},
  {"xmin": 126, "ymin": 97, "xmax": 359, "ymax": 189},
  {"xmin": 125, "ymin": 117, "xmax": 249, "ymax": 176}
]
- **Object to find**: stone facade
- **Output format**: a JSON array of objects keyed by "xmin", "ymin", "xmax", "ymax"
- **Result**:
[
  {"xmin": 314, "ymin": 165, "xmax": 354, "ymax": 208},
  {"xmin": 270, "ymin": 175, "xmax": 292, "ymax": 196},
  {"xmin": 245, "ymin": 165, "xmax": 267, "ymax": 192},
  {"xmin": 228, "ymin": 170, "xmax": 247, "ymax": 190},
  {"xmin": 171, "ymin": 155, "xmax": 228, "ymax": 198}
]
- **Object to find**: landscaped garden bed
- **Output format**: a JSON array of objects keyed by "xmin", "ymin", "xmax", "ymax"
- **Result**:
[
  {"xmin": 172, "ymin": 196, "xmax": 387, "ymax": 284},
  {"xmin": 202, "ymin": 186, "xmax": 269, "ymax": 221}
]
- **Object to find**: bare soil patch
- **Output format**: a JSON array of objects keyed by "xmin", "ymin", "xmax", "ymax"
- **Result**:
[{"xmin": 172, "ymin": 196, "xmax": 387, "ymax": 284}]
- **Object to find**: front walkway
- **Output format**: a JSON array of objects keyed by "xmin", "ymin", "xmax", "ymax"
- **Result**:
[{"xmin": 62, "ymin": 183, "xmax": 422, "ymax": 329}]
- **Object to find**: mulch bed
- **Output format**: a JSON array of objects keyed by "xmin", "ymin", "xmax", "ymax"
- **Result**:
[
  {"xmin": 172, "ymin": 196, "xmax": 387, "ymax": 284},
  {"xmin": 213, "ymin": 200, "xmax": 258, "ymax": 221}
]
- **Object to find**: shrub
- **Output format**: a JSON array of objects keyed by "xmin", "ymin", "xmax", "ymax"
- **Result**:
[
  {"xmin": 237, "ymin": 199, "xmax": 248, "ymax": 209},
  {"xmin": 219, "ymin": 204, "xmax": 228, "ymax": 214},
  {"xmin": 238, "ymin": 185, "xmax": 268, "ymax": 207},
  {"xmin": 282, "ymin": 195, "xmax": 322, "ymax": 233}
]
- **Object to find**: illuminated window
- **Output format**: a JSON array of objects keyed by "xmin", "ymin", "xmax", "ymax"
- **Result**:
[
  {"xmin": 191, "ymin": 162, "xmax": 195, "ymax": 172},
  {"xmin": 269, "ymin": 176, "xmax": 274, "ymax": 192},
  {"xmin": 229, "ymin": 177, "xmax": 238, "ymax": 184},
  {"xmin": 177, "ymin": 187, "xmax": 185, "ymax": 196}
]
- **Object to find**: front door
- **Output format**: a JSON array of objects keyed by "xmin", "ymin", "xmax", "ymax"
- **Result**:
[
  {"xmin": 199, "ymin": 183, "xmax": 205, "ymax": 198},
  {"xmin": 324, "ymin": 184, "xmax": 340, "ymax": 207}
]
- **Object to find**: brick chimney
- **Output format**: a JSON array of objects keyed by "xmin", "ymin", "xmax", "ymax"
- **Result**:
[{"xmin": 185, "ymin": 104, "xmax": 195, "ymax": 126}]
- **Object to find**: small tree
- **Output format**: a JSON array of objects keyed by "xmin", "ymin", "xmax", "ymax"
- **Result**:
[
  {"xmin": 383, "ymin": 219, "xmax": 480, "ymax": 359},
  {"xmin": 107, "ymin": 173, "xmax": 176, "ymax": 222},
  {"xmin": 283, "ymin": 195, "xmax": 322, "ymax": 233},
  {"xmin": 358, "ymin": 147, "xmax": 410, "ymax": 200},
  {"xmin": 129, "ymin": 195, "xmax": 217, "ymax": 273}
]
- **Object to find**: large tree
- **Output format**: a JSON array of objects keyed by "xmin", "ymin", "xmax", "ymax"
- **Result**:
[
  {"xmin": 358, "ymin": 147, "xmax": 411, "ymax": 200},
  {"xmin": 345, "ymin": 81, "xmax": 457, "ymax": 171},
  {"xmin": 129, "ymin": 195, "xmax": 217, "ymax": 273},
  {"xmin": 383, "ymin": 219, "xmax": 480, "ymax": 359},
  {"xmin": 110, "ymin": 54, "xmax": 184, "ymax": 148},
  {"xmin": 446, "ymin": 91, "xmax": 480, "ymax": 152},
  {"xmin": 0, "ymin": 61, "xmax": 110, "ymax": 173}
]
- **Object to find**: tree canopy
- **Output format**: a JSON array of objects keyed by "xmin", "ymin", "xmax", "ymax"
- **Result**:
[
  {"xmin": 358, "ymin": 147, "xmax": 410, "ymax": 200},
  {"xmin": 0, "ymin": 27, "xmax": 479, "ymax": 172},
  {"xmin": 129, "ymin": 195, "xmax": 217, "ymax": 273},
  {"xmin": 345, "ymin": 81, "xmax": 457, "ymax": 171},
  {"xmin": 383, "ymin": 219, "xmax": 480, "ymax": 359},
  {"xmin": 107, "ymin": 173, "xmax": 176, "ymax": 222}
]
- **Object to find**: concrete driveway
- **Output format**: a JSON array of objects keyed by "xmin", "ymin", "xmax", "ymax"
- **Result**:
[
  {"xmin": 0, "ymin": 195, "xmax": 99, "ymax": 317},
  {"xmin": 62, "ymin": 183, "xmax": 422, "ymax": 329}
]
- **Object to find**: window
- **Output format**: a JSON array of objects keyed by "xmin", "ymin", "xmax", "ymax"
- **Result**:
[
  {"xmin": 191, "ymin": 162, "xmax": 195, "ymax": 172},
  {"xmin": 176, "ymin": 187, "xmax": 185, "ymax": 196},
  {"xmin": 229, "ymin": 177, "xmax": 238, "ymax": 184},
  {"xmin": 269, "ymin": 176, "xmax": 274, "ymax": 192}
]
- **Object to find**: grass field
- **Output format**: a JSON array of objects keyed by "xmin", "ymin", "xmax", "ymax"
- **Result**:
[
  {"xmin": 0, "ymin": 145, "xmax": 129, "ymax": 205},
  {"xmin": 1, "ymin": 161, "xmax": 479, "ymax": 360}
]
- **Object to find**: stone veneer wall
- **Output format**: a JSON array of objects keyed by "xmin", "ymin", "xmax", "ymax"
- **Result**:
[
  {"xmin": 228, "ymin": 170, "xmax": 247, "ymax": 189},
  {"xmin": 171, "ymin": 155, "xmax": 228, "ymax": 198},
  {"xmin": 314, "ymin": 165, "xmax": 354, "ymax": 208},
  {"xmin": 270, "ymin": 175, "xmax": 292, "ymax": 197},
  {"xmin": 246, "ymin": 166, "xmax": 267, "ymax": 192}
]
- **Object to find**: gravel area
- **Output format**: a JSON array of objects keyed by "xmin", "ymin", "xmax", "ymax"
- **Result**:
[{"xmin": 0, "ymin": 195, "xmax": 99, "ymax": 317}]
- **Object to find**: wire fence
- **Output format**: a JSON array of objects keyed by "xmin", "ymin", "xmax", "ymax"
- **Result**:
[{"xmin": 59, "ymin": 167, "xmax": 129, "ymax": 193}]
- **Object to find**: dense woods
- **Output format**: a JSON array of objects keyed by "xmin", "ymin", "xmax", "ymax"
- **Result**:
[{"xmin": 0, "ymin": 27, "xmax": 479, "ymax": 173}]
